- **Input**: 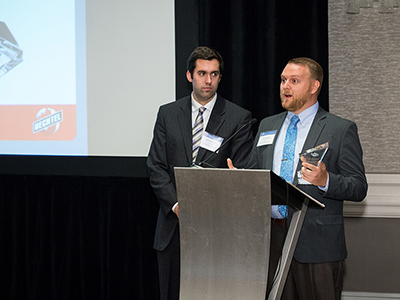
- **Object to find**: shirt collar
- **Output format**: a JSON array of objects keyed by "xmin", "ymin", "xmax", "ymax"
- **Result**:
[
  {"xmin": 287, "ymin": 101, "xmax": 319, "ymax": 125},
  {"xmin": 191, "ymin": 93, "xmax": 217, "ymax": 113}
]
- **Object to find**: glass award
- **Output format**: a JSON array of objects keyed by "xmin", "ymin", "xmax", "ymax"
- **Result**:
[{"xmin": 299, "ymin": 142, "xmax": 329, "ymax": 166}]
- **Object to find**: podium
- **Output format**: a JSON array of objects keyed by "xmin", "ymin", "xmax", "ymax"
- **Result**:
[{"xmin": 174, "ymin": 167, "xmax": 324, "ymax": 300}]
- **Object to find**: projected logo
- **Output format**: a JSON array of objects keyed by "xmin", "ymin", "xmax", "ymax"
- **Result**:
[
  {"xmin": 0, "ymin": 21, "xmax": 23, "ymax": 78},
  {"xmin": 33, "ymin": 108, "xmax": 63, "ymax": 134}
]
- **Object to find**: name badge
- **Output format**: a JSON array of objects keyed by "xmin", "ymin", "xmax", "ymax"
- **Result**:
[
  {"xmin": 200, "ymin": 131, "xmax": 224, "ymax": 152},
  {"xmin": 257, "ymin": 130, "xmax": 276, "ymax": 147}
]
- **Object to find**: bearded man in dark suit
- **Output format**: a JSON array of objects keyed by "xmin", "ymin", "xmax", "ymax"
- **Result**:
[{"xmin": 228, "ymin": 57, "xmax": 368, "ymax": 300}]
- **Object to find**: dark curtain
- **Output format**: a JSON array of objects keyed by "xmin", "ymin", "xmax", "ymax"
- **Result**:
[
  {"xmin": 0, "ymin": 175, "xmax": 159, "ymax": 300},
  {"xmin": 177, "ymin": 0, "xmax": 328, "ymax": 124}
]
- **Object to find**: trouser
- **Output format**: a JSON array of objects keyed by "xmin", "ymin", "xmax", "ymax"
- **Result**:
[
  {"xmin": 157, "ymin": 226, "xmax": 180, "ymax": 300},
  {"xmin": 267, "ymin": 221, "xmax": 344, "ymax": 300}
]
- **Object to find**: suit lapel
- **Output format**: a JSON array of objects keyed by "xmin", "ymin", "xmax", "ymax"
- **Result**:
[
  {"xmin": 205, "ymin": 95, "xmax": 225, "ymax": 134},
  {"xmin": 301, "ymin": 107, "xmax": 327, "ymax": 152},
  {"xmin": 177, "ymin": 97, "xmax": 193, "ymax": 164},
  {"xmin": 293, "ymin": 107, "xmax": 327, "ymax": 183}
]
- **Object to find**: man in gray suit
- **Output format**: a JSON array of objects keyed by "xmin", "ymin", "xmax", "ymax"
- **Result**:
[
  {"xmin": 230, "ymin": 57, "xmax": 368, "ymax": 300},
  {"xmin": 147, "ymin": 46, "xmax": 254, "ymax": 300}
]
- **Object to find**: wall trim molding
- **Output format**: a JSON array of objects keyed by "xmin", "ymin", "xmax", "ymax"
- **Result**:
[
  {"xmin": 342, "ymin": 291, "xmax": 400, "ymax": 299},
  {"xmin": 343, "ymin": 174, "xmax": 400, "ymax": 218}
]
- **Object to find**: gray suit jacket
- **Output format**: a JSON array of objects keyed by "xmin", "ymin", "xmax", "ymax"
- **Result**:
[
  {"xmin": 148, "ymin": 95, "xmax": 254, "ymax": 251},
  {"xmin": 247, "ymin": 106, "xmax": 368, "ymax": 263}
]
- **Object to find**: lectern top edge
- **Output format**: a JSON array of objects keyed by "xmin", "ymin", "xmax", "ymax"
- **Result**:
[
  {"xmin": 175, "ymin": 166, "xmax": 270, "ymax": 173},
  {"xmin": 285, "ymin": 181, "xmax": 325, "ymax": 208},
  {"xmin": 174, "ymin": 167, "xmax": 325, "ymax": 209}
]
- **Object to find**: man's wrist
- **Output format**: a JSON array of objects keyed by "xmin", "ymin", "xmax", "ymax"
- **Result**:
[
  {"xmin": 318, "ymin": 173, "xmax": 329, "ymax": 192},
  {"xmin": 172, "ymin": 202, "xmax": 178, "ymax": 213}
]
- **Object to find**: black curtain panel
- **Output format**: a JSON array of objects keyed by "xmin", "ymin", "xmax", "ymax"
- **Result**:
[
  {"xmin": 176, "ymin": 0, "xmax": 328, "ymax": 124},
  {"xmin": 0, "ymin": 175, "xmax": 159, "ymax": 300}
]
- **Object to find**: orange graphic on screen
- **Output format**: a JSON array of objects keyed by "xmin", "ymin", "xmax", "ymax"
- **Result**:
[{"xmin": 0, "ymin": 105, "xmax": 77, "ymax": 140}]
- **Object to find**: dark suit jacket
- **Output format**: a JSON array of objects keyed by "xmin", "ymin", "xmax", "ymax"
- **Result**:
[
  {"xmin": 247, "ymin": 106, "xmax": 368, "ymax": 263},
  {"xmin": 147, "ymin": 95, "xmax": 254, "ymax": 251}
]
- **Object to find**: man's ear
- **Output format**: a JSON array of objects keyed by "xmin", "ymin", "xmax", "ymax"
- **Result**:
[
  {"xmin": 311, "ymin": 80, "xmax": 320, "ymax": 95},
  {"xmin": 186, "ymin": 71, "xmax": 193, "ymax": 83}
]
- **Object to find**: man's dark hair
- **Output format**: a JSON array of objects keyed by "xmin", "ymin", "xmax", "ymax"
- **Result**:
[{"xmin": 187, "ymin": 46, "xmax": 224, "ymax": 76}]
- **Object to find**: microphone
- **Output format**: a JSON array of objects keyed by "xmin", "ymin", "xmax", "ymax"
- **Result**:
[{"xmin": 195, "ymin": 118, "xmax": 257, "ymax": 168}]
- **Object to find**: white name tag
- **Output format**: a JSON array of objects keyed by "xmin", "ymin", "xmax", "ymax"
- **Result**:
[
  {"xmin": 257, "ymin": 130, "xmax": 276, "ymax": 147},
  {"xmin": 200, "ymin": 131, "xmax": 224, "ymax": 152}
]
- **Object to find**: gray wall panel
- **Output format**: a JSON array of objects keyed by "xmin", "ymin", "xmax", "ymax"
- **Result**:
[
  {"xmin": 344, "ymin": 217, "xmax": 400, "ymax": 293},
  {"xmin": 328, "ymin": 0, "xmax": 400, "ymax": 174}
]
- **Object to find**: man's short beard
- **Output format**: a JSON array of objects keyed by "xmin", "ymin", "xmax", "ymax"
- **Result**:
[{"xmin": 281, "ymin": 96, "xmax": 308, "ymax": 112}]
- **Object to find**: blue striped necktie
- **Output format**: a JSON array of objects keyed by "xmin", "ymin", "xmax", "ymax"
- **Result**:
[
  {"xmin": 278, "ymin": 114, "xmax": 300, "ymax": 217},
  {"xmin": 192, "ymin": 107, "xmax": 206, "ymax": 162}
]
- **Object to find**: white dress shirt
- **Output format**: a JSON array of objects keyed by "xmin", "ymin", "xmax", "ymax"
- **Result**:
[
  {"xmin": 271, "ymin": 102, "xmax": 319, "ymax": 218},
  {"xmin": 191, "ymin": 92, "xmax": 217, "ymax": 128}
]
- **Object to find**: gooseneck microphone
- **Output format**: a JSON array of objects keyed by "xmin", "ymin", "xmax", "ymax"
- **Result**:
[{"xmin": 192, "ymin": 118, "xmax": 257, "ymax": 168}]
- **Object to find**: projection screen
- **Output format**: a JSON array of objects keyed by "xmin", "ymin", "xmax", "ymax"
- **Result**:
[{"xmin": 0, "ymin": 0, "xmax": 175, "ymax": 157}]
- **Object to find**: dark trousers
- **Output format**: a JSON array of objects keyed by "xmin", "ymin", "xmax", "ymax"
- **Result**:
[
  {"xmin": 157, "ymin": 226, "xmax": 180, "ymax": 300},
  {"xmin": 267, "ymin": 222, "xmax": 344, "ymax": 300}
]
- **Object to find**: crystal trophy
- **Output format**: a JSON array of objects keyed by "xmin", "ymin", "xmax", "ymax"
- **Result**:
[
  {"xmin": 300, "ymin": 142, "xmax": 329, "ymax": 166},
  {"xmin": 297, "ymin": 142, "xmax": 328, "ymax": 180},
  {"xmin": 0, "ymin": 21, "xmax": 23, "ymax": 78}
]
